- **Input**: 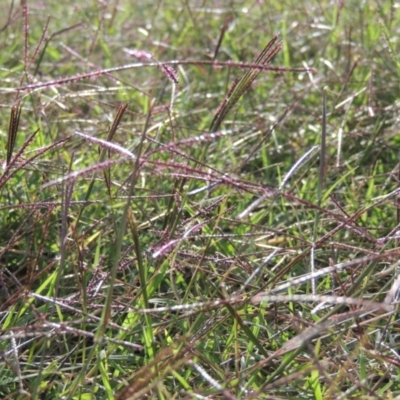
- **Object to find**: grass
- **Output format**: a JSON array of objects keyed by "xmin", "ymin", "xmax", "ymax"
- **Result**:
[{"xmin": 1, "ymin": 0, "xmax": 400, "ymax": 399}]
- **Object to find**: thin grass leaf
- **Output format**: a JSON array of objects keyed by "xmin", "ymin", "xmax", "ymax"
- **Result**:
[
  {"xmin": 102, "ymin": 103, "xmax": 128, "ymax": 194},
  {"xmin": 279, "ymin": 145, "xmax": 319, "ymax": 190}
]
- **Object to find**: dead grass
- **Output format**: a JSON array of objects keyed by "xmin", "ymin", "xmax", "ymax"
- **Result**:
[{"xmin": 1, "ymin": 1, "xmax": 400, "ymax": 399}]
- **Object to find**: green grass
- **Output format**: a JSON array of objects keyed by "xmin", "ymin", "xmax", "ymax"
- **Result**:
[{"xmin": 1, "ymin": 1, "xmax": 400, "ymax": 399}]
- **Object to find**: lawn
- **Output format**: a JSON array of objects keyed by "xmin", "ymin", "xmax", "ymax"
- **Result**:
[{"xmin": 1, "ymin": 1, "xmax": 400, "ymax": 399}]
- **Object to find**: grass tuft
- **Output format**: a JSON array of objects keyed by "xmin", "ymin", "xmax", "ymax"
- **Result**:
[{"xmin": 1, "ymin": 1, "xmax": 400, "ymax": 399}]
